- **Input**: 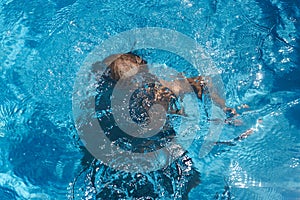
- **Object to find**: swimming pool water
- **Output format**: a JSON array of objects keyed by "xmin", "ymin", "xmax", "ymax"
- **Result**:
[{"xmin": 0, "ymin": 0, "xmax": 299, "ymax": 199}]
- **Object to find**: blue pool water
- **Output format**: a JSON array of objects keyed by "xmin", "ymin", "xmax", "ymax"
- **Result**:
[{"xmin": 0, "ymin": 0, "xmax": 299, "ymax": 199}]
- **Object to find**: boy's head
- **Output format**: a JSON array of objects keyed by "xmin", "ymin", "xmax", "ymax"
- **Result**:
[{"xmin": 106, "ymin": 53, "xmax": 147, "ymax": 80}]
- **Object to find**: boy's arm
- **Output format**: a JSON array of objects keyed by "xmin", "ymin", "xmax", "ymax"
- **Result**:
[
  {"xmin": 187, "ymin": 76, "xmax": 237, "ymax": 116},
  {"xmin": 159, "ymin": 75, "xmax": 237, "ymax": 117}
]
